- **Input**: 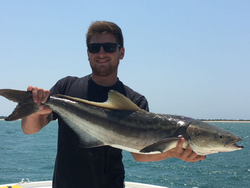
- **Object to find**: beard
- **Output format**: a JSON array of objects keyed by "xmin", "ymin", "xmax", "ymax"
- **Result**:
[{"xmin": 90, "ymin": 61, "xmax": 119, "ymax": 77}]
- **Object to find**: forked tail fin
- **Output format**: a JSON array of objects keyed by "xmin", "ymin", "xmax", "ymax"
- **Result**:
[{"xmin": 0, "ymin": 89, "xmax": 39, "ymax": 121}]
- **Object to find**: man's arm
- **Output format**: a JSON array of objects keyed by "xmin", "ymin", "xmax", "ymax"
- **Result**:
[
  {"xmin": 131, "ymin": 137, "xmax": 206, "ymax": 163},
  {"xmin": 21, "ymin": 86, "xmax": 52, "ymax": 134}
]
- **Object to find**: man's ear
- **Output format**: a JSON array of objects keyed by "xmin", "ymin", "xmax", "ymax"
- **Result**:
[
  {"xmin": 119, "ymin": 47, "xmax": 125, "ymax": 60},
  {"xmin": 87, "ymin": 49, "xmax": 90, "ymax": 60}
]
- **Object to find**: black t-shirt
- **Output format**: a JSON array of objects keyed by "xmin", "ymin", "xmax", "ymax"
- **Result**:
[{"xmin": 50, "ymin": 75, "xmax": 149, "ymax": 188}]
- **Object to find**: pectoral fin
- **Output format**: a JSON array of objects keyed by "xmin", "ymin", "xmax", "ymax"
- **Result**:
[{"xmin": 140, "ymin": 138, "xmax": 181, "ymax": 153}]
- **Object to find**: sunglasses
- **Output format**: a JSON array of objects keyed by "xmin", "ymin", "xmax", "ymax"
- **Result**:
[{"xmin": 87, "ymin": 43, "xmax": 121, "ymax": 54}]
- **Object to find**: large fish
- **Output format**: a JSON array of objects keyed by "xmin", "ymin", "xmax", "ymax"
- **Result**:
[{"xmin": 0, "ymin": 89, "xmax": 243, "ymax": 155}]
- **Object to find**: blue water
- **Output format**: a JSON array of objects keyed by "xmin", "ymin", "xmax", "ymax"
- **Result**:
[{"xmin": 0, "ymin": 121, "xmax": 249, "ymax": 188}]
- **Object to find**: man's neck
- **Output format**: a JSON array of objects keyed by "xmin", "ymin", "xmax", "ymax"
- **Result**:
[{"xmin": 91, "ymin": 73, "xmax": 118, "ymax": 87}]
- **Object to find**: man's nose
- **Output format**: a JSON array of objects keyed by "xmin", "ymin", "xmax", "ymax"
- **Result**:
[{"xmin": 98, "ymin": 46, "xmax": 106, "ymax": 54}]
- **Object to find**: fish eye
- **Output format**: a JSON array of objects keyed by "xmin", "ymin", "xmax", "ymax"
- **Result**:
[{"xmin": 219, "ymin": 135, "xmax": 223, "ymax": 138}]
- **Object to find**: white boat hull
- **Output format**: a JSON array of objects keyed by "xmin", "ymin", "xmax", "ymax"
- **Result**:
[{"xmin": 0, "ymin": 180, "xmax": 168, "ymax": 188}]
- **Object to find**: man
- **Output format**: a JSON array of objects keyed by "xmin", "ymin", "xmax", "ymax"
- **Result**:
[{"xmin": 21, "ymin": 21, "xmax": 206, "ymax": 188}]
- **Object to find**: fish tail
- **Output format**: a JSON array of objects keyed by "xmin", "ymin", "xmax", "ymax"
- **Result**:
[{"xmin": 0, "ymin": 89, "xmax": 39, "ymax": 121}]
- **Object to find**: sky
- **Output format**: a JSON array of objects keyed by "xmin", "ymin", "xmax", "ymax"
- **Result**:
[{"xmin": 0, "ymin": 0, "xmax": 249, "ymax": 119}]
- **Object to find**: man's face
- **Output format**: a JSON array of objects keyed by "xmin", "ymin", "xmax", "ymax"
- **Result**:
[{"xmin": 87, "ymin": 33, "xmax": 124, "ymax": 77}]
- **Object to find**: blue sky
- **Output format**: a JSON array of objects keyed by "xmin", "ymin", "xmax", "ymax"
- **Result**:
[{"xmin": 0, "ymin": 0, "xmax": 249, "ymax": 119}]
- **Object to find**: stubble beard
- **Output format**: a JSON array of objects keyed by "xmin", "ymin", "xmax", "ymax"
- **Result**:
[{"xmin": 91, "ymin": 62, "xmax": 119, "ymax": 77}]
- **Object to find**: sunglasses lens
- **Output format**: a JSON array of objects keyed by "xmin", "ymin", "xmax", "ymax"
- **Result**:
[
  {"xmin": 103, "ymin": 43, "xmax": 117, "ymax": 53},
  {"xmin": 88, "ymin": 43, "xmax": 119, "ymax": 53},
  {"xmin": 88, "ymin": 44, "xmax": 101, "ymax": 53}
]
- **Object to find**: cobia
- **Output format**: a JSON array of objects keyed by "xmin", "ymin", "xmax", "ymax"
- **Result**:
[{"xmin": 0, "ymin": 89, "xmax": 243, "ymax": 155}]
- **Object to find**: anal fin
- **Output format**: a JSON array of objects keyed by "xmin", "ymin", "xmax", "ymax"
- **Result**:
[
  {"xmin": 61, "ymin": 117, "xmax": 107, "ymax": 148},
  {"xmin": 78, "ymin": 130, "xmax": 106, "ymax": 148}
]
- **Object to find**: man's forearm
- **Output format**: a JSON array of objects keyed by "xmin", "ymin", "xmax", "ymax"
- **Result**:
[{"xmin": 21, "ymin": 112, "xmax": 52, "ymax": 134}]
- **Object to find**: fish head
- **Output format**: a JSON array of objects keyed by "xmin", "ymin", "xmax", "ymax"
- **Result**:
[{"xmin": 186, "ymin": 121, "xmax": 243, "ymax": 155}]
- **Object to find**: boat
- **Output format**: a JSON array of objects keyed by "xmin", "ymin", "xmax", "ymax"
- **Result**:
[{"xmin": 0, "ymin": 179, "xmax": 168, "ymax": 188}]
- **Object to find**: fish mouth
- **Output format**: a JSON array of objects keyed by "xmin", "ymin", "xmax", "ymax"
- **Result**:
[
  {"xmin": 225, "ymin": 137, "xmax": 243, "ymax": 149},
  {"xmin": 233, "ymin": 144, "xmax": 244, "ymax": 149}
]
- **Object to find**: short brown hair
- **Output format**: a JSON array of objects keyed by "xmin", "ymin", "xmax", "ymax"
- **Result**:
[{"xmin": 86, "ymin": 21, "xmax": 124, "ymax": 47}]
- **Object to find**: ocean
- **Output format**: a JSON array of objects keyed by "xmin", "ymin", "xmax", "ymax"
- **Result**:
[{"xmin": 0, "ymin": 120, "xmax": 249, "ymax": 188}]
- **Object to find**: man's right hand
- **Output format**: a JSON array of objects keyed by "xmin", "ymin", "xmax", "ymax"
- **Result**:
[
  {"xmin": 21, "ymin": 86, "xmax": 52, "ymax": 134},
  {"xmin": 27, "ymin": 86, "xmax": 52, "ymax": 113}
]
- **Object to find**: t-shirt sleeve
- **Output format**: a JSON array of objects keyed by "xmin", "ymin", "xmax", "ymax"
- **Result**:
[
  {"xmin": 50, "ymin": 77, "xmax": 69, "ymax": 95},
  {"xmin": 135, "ymin": 96, "xmax": 149, "ymax": 112},
  {"xmin": 50, "ymin": 77, "xmax": 70, "ymax": 120},
  {"xmin": 124, "ymin": 86, "xmax": 149, "ymax": 112}
]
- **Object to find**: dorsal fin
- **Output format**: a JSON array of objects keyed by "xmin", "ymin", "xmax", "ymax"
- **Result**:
[
  {"xmin": 54, "ymin": 90, "xmax": 145, "ymax": 112},
  {"xmin": 105, "ymin": 90, "xmax": 144, "ymax": 111}
]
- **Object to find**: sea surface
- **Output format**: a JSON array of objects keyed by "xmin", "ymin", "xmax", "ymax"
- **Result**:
[{"xmin": 0, "ymin": 120, "xmax": 249, "ymax": 188}]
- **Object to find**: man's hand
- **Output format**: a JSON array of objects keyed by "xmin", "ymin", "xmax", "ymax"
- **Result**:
[
  {"xmin": 27, "ymin": 86, "xmax": 51, "ymax": 113},
  {"xmin": 21, "ymin": 86, "xmax": 52, "ymax": 134},
  {"xmin": 132, "ymin": 137, "xmax": 206, "ymax": 162},
  {"xmin": 168, "ymin": 137, "xmax": 206, "ymax": 162}
]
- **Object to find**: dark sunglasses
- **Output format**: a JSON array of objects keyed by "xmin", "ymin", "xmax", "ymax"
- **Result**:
[{"xmin": 87, "ymin": 43, "xmax": 121, "ymax": 54}]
